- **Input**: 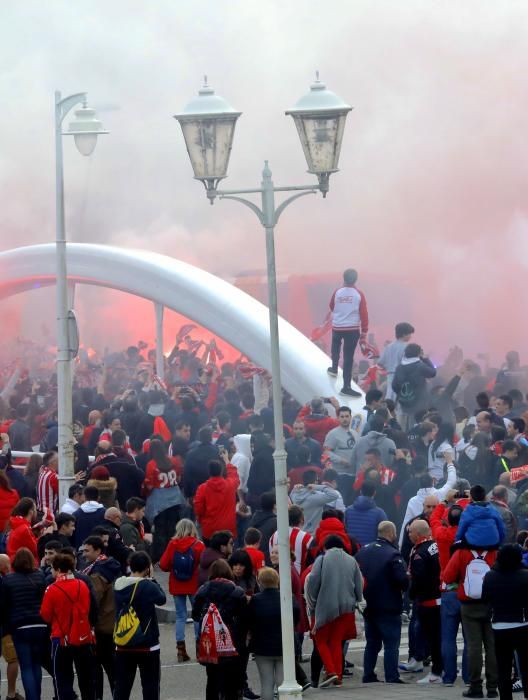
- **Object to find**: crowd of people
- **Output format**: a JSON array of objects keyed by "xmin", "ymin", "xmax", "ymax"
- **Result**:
[{"xmin": 0, "ymin": 310, "xmax": 528, "ymax": 700}]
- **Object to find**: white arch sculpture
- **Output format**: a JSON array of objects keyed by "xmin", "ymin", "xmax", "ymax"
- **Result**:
[{"xmin": 0, "ymin": 243, "xmax": 364, "ymax": 409}]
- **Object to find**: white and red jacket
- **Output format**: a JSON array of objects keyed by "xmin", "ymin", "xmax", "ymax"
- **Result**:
[{"xmin": 329, "ymin": 285, "xmax": 368, "ymax": 333}]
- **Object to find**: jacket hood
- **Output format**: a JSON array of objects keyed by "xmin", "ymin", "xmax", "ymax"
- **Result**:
[
  {"xmin": 9, "ymin": 515, "xmax": 30, "ymax": 531},
  {"xmin": 401, "ymin": 357, "xmax": 420, "ymax": 365},
  {"xmin": 79, "ymin": 501, "xmax": 105, "ymax": 513},
  {"xmin": 250, "ymin": 510, "xmax": 276, "ymax": 529},
  {"xmin": 353, "ymin": 495, "xmax": 376, "ymax": 511},
  {"xmin": 87, "ymin": 477, "xmax": 117, "ymax": 491},
  {"xmin": 203, "ymin": 476, "xmax": 230, "ymax": 494},
  {"xmin": 366, "ymin": 431, "xmax": 385, "ymax": 446},
  {"xmin": 114, "ymin": 575, "xmax": 143, "ymax": 592},
  {"xmin": 314, "ymin": 517, "xmax": 347, "ymax": 541},
  {"xmin": 199, "ymin": 578, "xmax": 244, "ymax": 603},
  {"xmin": 233, "ymin": 434, "xmax": 251, "ymax": 459},
  {"xmin": 171, "ymin": 536, "xmax": 198, "ymax": 553},
  {"xmin": 200, "ymin": 548, "xmax": 224, "ymax": 570},
  {"xmin": 91, "ymin": 556, "xmax": 122, "ymax": 583},
  {"xmin": 467, "ymin": 502, "xmax": 495, "ymax": 519}
]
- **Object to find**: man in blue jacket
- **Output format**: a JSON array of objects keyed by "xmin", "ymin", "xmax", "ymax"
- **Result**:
[
  {"xmin": 355, "ymin": 521, "xmax": 408, "ymax": 684},
  {"xmin": 345, "ymin": 481, "xmax": 387, "ymax": 546},
  {"xmin": 456, "ymin": 485, "xmax": 506, "ymax": 549}
]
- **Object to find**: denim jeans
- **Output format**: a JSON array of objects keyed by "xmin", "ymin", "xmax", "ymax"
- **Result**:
[
  {"xmin": 441, "ymin": 591, "xmax": 468, "ymax": 684},
  {"xmin": 363, "ymin": 612, "xmax": 402, "ymax": 682},
  {"xmin": 174, "ymin": 594, "xmax": 200, "ymax": 642},
  {"xmin": 12, "ymin": 626, "xmax": 48, "ymax": 700},
  {"xmin": 408, "ymin": 601, "xmax": 428, "ymax": 661}
]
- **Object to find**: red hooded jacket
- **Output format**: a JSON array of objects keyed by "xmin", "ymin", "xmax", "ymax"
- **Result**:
[
  {"xmin": 194, "ymin": 464, "xmax": 240, "ymax": 540},
  {"xmin": 7, "ymin": 515, "xmax": 38, "ymax": 562},
  {"xmin": 443, "ymin": 548, "xmax": 498, "ymax": 602},
  {"xmin": 159, "ymin": 536, "xmax": 205, "ymax": 595},
  {"xmin": 309, "ymin": 517, "xmax": 355, "ymax": 559}
]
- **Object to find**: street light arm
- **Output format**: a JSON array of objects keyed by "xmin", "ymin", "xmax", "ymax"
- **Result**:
[
  {"xmin": 218, "ymin": 194, "xmax": 264, "ymax": 224},
  {"xmin": 55, "ymin": 91, "xmax": 87, "ymax": 125},
  {"xmin": 274, "ymin": 189, "xmax": 317, "ymax": 225}
]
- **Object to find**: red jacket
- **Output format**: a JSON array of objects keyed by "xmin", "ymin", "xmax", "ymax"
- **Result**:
[
  {"xmin": 159, "ymin": 536, "xmax": 205, "ymax": 595},
  {"xmin": 7, "ymin": 515, "xmax": 38, "ymax": 562},
  {"xmin": 430, "ymin": 503, "xmax": 458, "ymax": 574},
  {"xmin": 40, "ymin": 576, "xmax": 94, "ymax": 644},
  {"xmin": 443, "ymin": 548, "xmax": 498, "ymax": 602},
  {"xmin": 296, "ymin": 405, "xmax": 339, "ymax": 447},
  {"xmin": 194, "ymin": 464, "xmax": 240, "ymax": 540},
  {"xmin": 0, "ymin": 487, "xmax": 19, "ymax": 532}
]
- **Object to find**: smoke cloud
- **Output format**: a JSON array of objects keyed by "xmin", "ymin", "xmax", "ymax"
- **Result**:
[{"xmin": 0, "ymin": 0, "xmax": 526, "ymax": 363}]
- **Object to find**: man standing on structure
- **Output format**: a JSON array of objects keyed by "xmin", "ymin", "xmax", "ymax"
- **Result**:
[{"xmin": 327, "ymin": 268, "xmax": 369, "ymax": 398}]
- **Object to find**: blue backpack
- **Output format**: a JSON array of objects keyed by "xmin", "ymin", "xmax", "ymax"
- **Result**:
[{"xmin": 172, "ymin": 545, "xmax": 195, "ymax": 581}]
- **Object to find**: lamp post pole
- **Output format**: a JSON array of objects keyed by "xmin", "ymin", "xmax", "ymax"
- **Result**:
[
  {"xmin": 54, "ymin": 91, "xmax": 107, "ymax": 506},
  {"xmin": 174, "ymin": 76, "xmax": 350, "ymax": 700},
  {"xmin": 206, "ymin": 165, "xmax": 318, "ymax": 698}
]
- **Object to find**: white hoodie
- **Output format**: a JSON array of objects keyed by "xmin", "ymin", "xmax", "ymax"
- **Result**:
[{"xmin": 231, "ymin": 434, "xmax": 252, "ymax": 493}]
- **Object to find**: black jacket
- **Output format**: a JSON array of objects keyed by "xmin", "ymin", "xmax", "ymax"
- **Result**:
[
  {"xmin": 183, "ymin": 443, "xmax": 219, "ymax": 498},
  {"xmin": 247, "ymin": 446, "xmax": 275, "ymax": 500},
  {"xmin": 247, "ymin": 588, "xmax": 299, "ymax": 656},
  {"xmin": 355, "ymin": 537, "xmax": 408, "ymax": 615},
  {"xmin": 113, "ymin": 575, "xmax": 166, "ymax": 649},
  {"xmin": 392, "ymin": 358, "xmax": 436, "ymax": 414},
  {"xmin": 409, "ymin": 538, "xmax": 441, "ymax": 603},
  {"xmin": 482, "ymin": 567, "xmax": 528, "ymax": 624},
  {"xmin": 248, "ymin": 510, "xmax": 277, "ymax": 565},
  {"xmin": 102, "ymin": 521, "xmax": 132, "ymax": 572},
  {"xmin": 0, "ymin": 570, "xmax": 46, "ymax": 632},
  {"xmin": 90, "ymin": 456, "xmax": 144, "ymax": 510},
  {"xmin": 192, "ymin": 578, "xmax": 248, "ymax": 654}
]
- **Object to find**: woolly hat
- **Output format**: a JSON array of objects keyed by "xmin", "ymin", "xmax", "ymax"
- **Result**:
[{"xmin": 90, "ymin": 465, "xmax": 110, "ymax": 481}]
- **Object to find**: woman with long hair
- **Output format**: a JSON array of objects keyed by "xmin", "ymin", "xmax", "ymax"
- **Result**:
[
  {"xmin": 228, "ymin": 549, "xmax": 257, "ymax": 596},
  {"xmin": 192, "ymin": 559, "xmax": 248, "ymax": 700},
  {"xmin": 159, "ymin": 518, "xmax": 205, "ymax": 663},
  {"xmin": 428, "ymin": 422, "xmax": 455, "ymax": 483},
  {"xmin": 23, "ymin": 453, "xmax": 43, "ymax": 500},
  {"xmin": 0, "ymin": 548, "xmax": 47, "ymax": 700},
  {"xmin": 143, "ymin": 438, "xmax": 185, "ymax": 562}
]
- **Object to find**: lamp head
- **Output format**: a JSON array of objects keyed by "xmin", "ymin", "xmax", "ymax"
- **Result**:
[
  {"xmin": 65, "ymin": 103, "xmax": 108, "ymax": 156},
  {"xmin": 174, "ymin": 77, "xmax": 241, "ymax": 202},
  {"xmin": 286, "ymin": 73, "xmax": 351, "ymax": 195}
]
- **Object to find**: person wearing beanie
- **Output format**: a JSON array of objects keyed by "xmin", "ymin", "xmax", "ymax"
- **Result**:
[{"xmin": 87, "ymin": 465, "xmax": 117, "ymax": 509}]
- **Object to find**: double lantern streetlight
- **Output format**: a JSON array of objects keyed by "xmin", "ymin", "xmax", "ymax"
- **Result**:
[
  {"xmin": 174, "ymin": 75, "xmax": 351, "ymax": 700},
  {"xmin": 54, "ymin": 91, "xmax": 107, "ymax": 507}
]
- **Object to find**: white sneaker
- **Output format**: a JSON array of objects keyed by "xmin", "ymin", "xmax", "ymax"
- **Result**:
[
  {"xmin": 399, "ymin": 659, "xmax": 424, "ymax": 673},
  {"xmin": 417, "ymin": 673, "xmax": 442, "ymax": 684}
]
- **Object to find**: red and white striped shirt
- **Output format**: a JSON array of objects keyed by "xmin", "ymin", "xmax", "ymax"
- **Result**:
[
  {"xmin": 269, "ymin": 527, "xmax": 314, "ymax": 574},
  {"xmin": 37, "ymin": 467, "xmax": 59, "ymax": 514}
]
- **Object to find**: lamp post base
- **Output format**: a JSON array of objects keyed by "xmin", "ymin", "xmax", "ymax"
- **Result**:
[{"xmin": 278, "ymin": 681, "xmax": 303, "ymax": 699}]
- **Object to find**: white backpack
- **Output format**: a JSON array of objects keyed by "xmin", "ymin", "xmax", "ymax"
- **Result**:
[{"xmin": 463, "ymin": 550, "xmax": 490, "ymax": 599}]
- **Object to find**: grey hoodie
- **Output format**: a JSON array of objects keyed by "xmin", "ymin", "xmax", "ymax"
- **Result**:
[
  {"xmin": 290, "ymin": 484, "xmax": 341, "ymax": 534},
  {"xmin": 350, "ymin": 431, "xmax": 396, "ymax": 474}
]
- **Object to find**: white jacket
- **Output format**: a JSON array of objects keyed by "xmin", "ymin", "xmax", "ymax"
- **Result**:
[{"xmin": 399, "ymin": 464, "xmax": 457, "ymax": 546}]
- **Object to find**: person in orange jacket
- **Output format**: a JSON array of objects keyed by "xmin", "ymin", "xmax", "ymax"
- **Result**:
[{"xmin": 194, "ymin": 456, "xmax": 240, "ymax": 544}]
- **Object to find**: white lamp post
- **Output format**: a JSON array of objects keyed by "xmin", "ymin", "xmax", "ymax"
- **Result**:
[
  {"xmin": 174, "ymin": 76, "xmax": 351, "ymax": 700},
  {"xmin": 55, "ymin": 91, "xmax": 107, "ymax": 506}
]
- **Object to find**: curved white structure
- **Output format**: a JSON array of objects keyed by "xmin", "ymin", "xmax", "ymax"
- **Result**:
[{"xmin": 0, "ymin": 243, "xmax": 363, "ymax": 409}]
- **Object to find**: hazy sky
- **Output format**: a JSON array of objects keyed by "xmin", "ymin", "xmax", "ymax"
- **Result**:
[{"xmin": 1, "ymin": 1, "xmax": 526, "ymax": 360}]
